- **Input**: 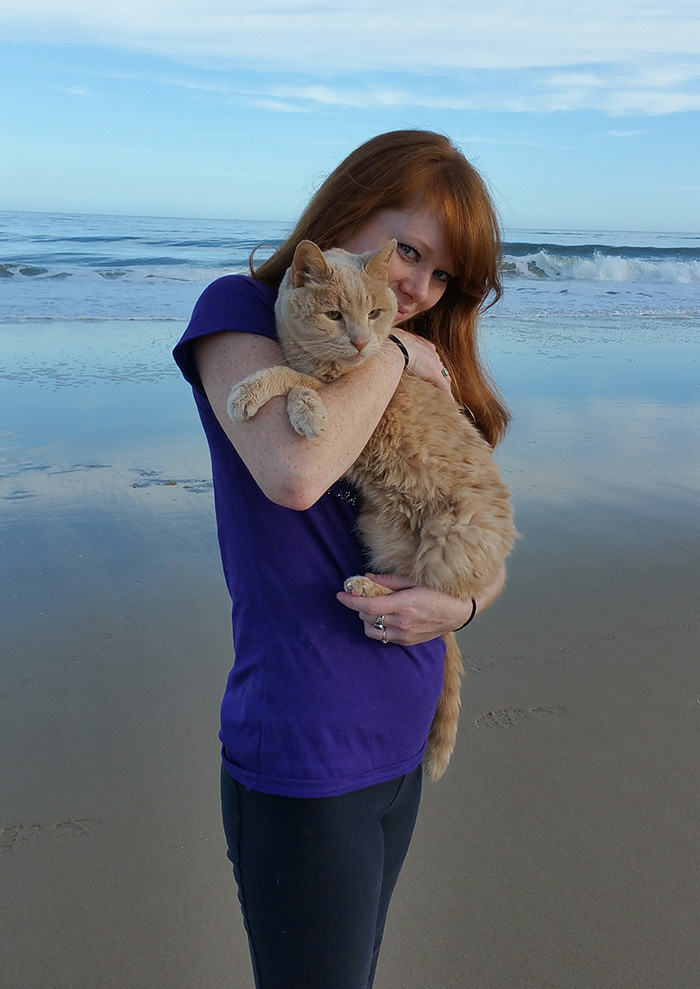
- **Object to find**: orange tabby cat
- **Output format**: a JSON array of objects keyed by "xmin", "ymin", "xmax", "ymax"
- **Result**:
[{"xmin": 228, "ymin": 240, "xmax": 516, "ymax": 778}]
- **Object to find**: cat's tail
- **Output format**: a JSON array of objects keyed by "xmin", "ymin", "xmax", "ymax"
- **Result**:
[{"xmin": 425, "ymin": 632, "xmax": 464, "ymax": 780}]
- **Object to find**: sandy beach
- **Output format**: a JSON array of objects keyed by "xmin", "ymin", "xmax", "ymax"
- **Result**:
[{"xmin": 1, "ymin": 314, "xmax": 699, "ymax": 988}]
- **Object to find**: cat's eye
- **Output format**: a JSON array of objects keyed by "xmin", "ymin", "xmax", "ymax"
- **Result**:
[
  {"xmin": 368, "ymin": 309, "xmax": 382, "ymax": 320},
  {"xmin": 325, "ymin": 310, "xmax": 343, "ymax": 320}
]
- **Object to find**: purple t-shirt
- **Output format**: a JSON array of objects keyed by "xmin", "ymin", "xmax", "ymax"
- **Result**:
[{"xmin": 174, "ymin": 274, "xmax": 445, "ymax": 797}]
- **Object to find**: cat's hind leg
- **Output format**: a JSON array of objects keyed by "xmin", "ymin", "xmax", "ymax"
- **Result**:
[{"xmin": 343, "ymin": 575, "xmax": 393, "ymax": 598}]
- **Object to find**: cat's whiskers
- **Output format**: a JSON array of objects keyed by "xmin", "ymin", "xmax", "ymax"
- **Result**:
[{"xmin": 282, "ymin": 335, "xmax": 384, "ymax": 375}]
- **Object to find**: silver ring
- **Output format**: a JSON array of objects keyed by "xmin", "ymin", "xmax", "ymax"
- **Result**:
[
  {"xmin": 441, "ymin": 367, "xmax": 450, "ymax": 378},
  {"xmin": 374, "ymin": 615, "xmax": 385, "ymax": 631},
  {"xmin": 382, "ymin": 629, "xmax": 388, "ymax": 645}
]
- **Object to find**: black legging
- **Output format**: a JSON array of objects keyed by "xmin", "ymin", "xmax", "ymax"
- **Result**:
[{"xmin": 220, "ymin": 763, "xmax": 423, "ymax": 989}]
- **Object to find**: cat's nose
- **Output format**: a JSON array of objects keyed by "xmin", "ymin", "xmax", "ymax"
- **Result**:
[{"xmin": 353, "ymin": 338, "xmax": 369, "ymax": 352}]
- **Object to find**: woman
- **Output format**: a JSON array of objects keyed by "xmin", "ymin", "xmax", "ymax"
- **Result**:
[{"xmin": 174, "ymin": 130, "xmax": 510, "ymax": 989}]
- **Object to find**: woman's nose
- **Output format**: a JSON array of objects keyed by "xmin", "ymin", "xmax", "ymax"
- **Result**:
[{"xmin": 400, "ymin": 267, "xmax": 431, "ymax": 305}]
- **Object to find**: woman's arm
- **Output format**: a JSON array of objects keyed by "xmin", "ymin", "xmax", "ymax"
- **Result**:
[
  {"xmin": 194, "ymin": 324, "xmax": 451, "ymax": 511},
  {"xmin": 336, "ymin": 564, "xmax": 507, "ymax": 646},
  {"xmin": 194, "ymin": 330, "xmax": 407, "ymax": 510}
]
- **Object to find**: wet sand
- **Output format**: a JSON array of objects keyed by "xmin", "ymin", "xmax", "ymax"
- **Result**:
[{"xmin": 1, "ymin": 317, "xmax": 699, "ymax": 988}]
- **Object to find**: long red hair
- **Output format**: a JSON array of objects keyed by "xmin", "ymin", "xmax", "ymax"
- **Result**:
[{"xmin": 252, "ymin": 130, "xmax": 510, "ymax": 446}]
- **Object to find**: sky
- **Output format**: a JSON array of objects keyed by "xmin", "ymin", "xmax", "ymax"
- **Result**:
[{"xmin": 2, "ymin": 0, "xmax": 700, "ymax": 232}]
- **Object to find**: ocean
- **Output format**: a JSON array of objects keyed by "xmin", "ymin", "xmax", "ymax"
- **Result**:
[{"xmin": 1, "ymin": 210, "xmax": 698, "ymax": 323}]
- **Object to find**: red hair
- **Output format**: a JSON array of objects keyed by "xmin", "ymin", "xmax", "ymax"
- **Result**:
[{"xmin": 252, "ymin": 130, "xmax": 510, "ymax": 445}]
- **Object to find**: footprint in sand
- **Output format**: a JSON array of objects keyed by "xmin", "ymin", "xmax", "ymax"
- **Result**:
[
  {"xmin": 474, "ymin": 708, "xmax": 527, "ymax": 729},
  {"xmin": 474, "ymin": 706, "xmax": 565, "ymax": 729},
  {"xmin": 1, "ymin": 818, "xmax": 103, "ymax": 852},
  {"xmin": 0, "ymin": 823, "xmax": 43, "ymax": 853},
  {"xmin": 53, "ymin": 818, "xmax": 103, "ymax": 839},
  {"xmin": 529, "ymin": 705, "xmax": 566, "ymax": 719}
]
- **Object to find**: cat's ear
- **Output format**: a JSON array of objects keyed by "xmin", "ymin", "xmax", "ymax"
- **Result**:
[
  {"xmin": 362, "ymin": 240, "xmax": 397, "ymax": 280},
  {"xmin": 291, "ymin": 241, "xmax": 332, "ymax": 287}
]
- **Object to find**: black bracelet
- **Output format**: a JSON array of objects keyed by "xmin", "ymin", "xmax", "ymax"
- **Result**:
[
  {"xmin": 455, "ymin": 598, "xmax": 477, "ymax": 630},
  {"xmin": 388, "ymin": 334, "xmax": 410, "ymax": 370}
]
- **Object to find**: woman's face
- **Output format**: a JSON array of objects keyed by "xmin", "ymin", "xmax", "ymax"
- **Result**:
[{"xmin": 339, "ymin": 203, "xmax": 455, "ymax": 325}]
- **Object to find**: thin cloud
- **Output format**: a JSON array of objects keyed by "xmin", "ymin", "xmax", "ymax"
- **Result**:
[
  {"xmin": 233, "ymin": 71, "xmax": 700, "ymax": 116},
  {"xmin": 63, "ymin": 85, "xmax": 98, "ymax": 97},
  {"xmin": 236, "ymin": 85, "xmax": 480, "ymax": 111},
  {"xmin": 246, "ymin": 98, "xmax": 308, "ymax": 114},
  {"xmin": 3, "ymin": 1, "xmax": 699, "ymax": 116},
  {"xmin": 3, "ymin": 1, "xmax": 700, "ymax": 71},
  {"xmin": 605, "ymin": 90, "xmax": 700, "ymax": 115},
  {"xmin": 158, "ymin": 76, "xmax": 233, "ymax": 94}
]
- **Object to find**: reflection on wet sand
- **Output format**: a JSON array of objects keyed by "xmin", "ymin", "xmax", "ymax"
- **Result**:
[{"xmin": 1, "ymin": 318, "xmax": 699, "ymax": 989}]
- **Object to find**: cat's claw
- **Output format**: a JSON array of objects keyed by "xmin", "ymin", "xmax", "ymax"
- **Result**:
[
  {"xmin": 344, "ymin": 575, "xmax": 371, "ymax": 596},
  {"xmin": 343, "ymin": 575, "xmax": 392, "ymax": 597},
  {"xmin": 227, "ymin": 380, "xmax": 265, "ymax": 421}
]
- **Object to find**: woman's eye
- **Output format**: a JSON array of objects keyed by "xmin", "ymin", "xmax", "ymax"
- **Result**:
[
  {"xmin": 325, "ymin": 310, "xmax": 343, "ymax": 320},
  {"xmin": 433, "ymin": 269, "xmax": 452, "ymax": 283},
  {"xmin": 368, "ymin": 309, "xmax": 382, "ymax": 320},
  {"xmin": 397, "ymin": 242, "xmax": 419, "ymax": 261}
]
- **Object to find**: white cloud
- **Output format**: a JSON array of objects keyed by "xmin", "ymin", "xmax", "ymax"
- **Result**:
[
  {"xmin": 157, "ymin": 76, "xmax": 232, "ymax": 94},
  {"xmin": 246, "ymin": 98, "xmax": 308, "ymax": 114},
  {"xmin": 545, "ymin": 73, "xmax": 607, "ymax": 89},
  {"xmin": 2, "ymin": 1, "xmax": 700, "ymax": 69},
  {"xmin": 2, "ymin": 0, "xmax": 700, "ymax": 116},
  {"xmin": 604, "ymin": 89, "xmax": 700, "ymax": 115},
  {"xmin": 229, "ymin": 71, "xmax": 700, "ymax": 116},
  {"xmin": 235, "ymin": 84, "xmax": 481, "ymax": 111},
  {"xmin": 64, "ymin": 85, "xmax": 97, "ymax": 97}
]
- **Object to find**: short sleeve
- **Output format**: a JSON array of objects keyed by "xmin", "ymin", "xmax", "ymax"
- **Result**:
[{"xmin": 173, "ymin": 274, "xmax": 278, "ymax": 391}]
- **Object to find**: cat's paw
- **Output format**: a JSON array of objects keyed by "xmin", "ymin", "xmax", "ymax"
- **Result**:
[
  {"xmin": 343, "ymin": 575, "xmax": 393, "ymax": 598},
  {"xmin": 227, "ymin": 377, "xmax": 268, "ymax": 422},
  {"xmin": 287, "ymin": 387, "xmax": 327, "ymax": 438}
]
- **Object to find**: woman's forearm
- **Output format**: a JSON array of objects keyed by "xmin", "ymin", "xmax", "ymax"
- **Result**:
[{"xmin": 195, "ymin": 330, "xmax": 406, "ymax": 509}]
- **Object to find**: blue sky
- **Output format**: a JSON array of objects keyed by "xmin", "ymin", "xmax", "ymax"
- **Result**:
[{"xmin": 2, "ymin": 0, "xmax": 699, "ymax": 231}]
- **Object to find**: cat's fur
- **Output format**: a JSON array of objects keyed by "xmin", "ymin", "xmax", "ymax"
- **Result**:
[{"xmin": 228, "ymin": 240, "xmax": 516, "ymax": 779}]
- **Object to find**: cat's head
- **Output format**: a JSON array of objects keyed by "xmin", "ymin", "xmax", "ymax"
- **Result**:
[{"xmin": 275, "ymin": 240, "xmax": 398, "ymax": 376}]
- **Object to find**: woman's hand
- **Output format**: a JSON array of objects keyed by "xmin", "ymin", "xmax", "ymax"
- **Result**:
[
  {"xmin": 390, "ymin": 327, "xmax": 453, "ymax": 396},
  {"xmin": 336, "ymin": 566, "xmax": 507, "ymax": 646}
]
